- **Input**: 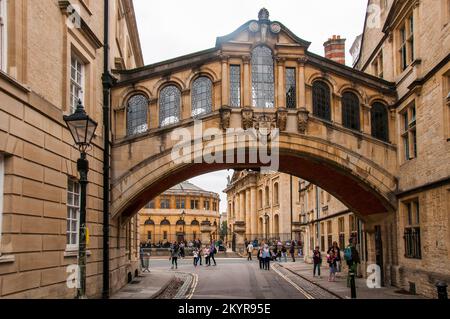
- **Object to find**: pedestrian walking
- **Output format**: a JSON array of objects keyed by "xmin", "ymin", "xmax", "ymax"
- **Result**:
[
  {"xmin": 203, "ymin": 245, "xmax": 211, "ymax": 266},
  {"xmin": 312, "ymin": 246, "xmax": 322, "ymax": 278},
  {"xmin": 273, "ymin": 246, "xmax": 279, "ymax": 262},
  {"xmin": 263, "ymin": 245, "xmax": 271, "ymax": 270},
  {"xmin": 170, "ymin": 242, "xmax": 180, "ymax": 270},
  {"xmin": 344, "ymin": 238, "xmax": 360, "ymax": 287},
  {"xmin": 209, "ymin": 241, "xmax": 217, "ymax": 266},
  {"xmin": 257, "ymin": 246, "xmax": 264, "ymax": 269},
  {"xmin": 281, "ymin": 245, "xmax": 287, "ymax": 263},
  {"xmin": 327, "ymin": 241, "xmax": 341, "ymax": 273},
  {"xmin": 290, "ymin": 241, "xmax": 296, "ymax": 262},
  {"xmin": 193, "ymin": 247, "xmax": 200, "ymax": 267},
  {"xmin": 247, "ymin": 242, "xmax": 254, "ymax": 261},
  {"xmin": 327, "ymin": 251, "xmax": 337, "ymax": 282},
  {"xmin": 179, "ymin": 241, "xmax": 185, "ymax": 259}
]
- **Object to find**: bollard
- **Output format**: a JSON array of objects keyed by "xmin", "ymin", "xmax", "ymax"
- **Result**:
[
  {"xmin": 436, "ymin": 281, "xmax": 448, "ymax": 300},
  {"xmin": 350, "ymin": 271, "xmax": 357, "ymax": 299}
]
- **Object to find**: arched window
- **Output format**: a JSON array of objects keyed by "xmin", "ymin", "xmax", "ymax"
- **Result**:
[
  {"xmin": 342, "ymin": 92, "xmax": 361, "ymax": 131},
  {"xmin": 312, "ymin": 81, "xmax": 331, "ymax": 121},
  {"xmin": 265, "ymin": 186, "xmax": 270, "ymax": 207},
  {"xmin": 127, "ymin": 94, "xmax": 148, "ymax": 136},
  {"xmin": 144, "ymin": 219, "xmax": 155, "ymax": 225},
  {"xmin": 160, "ymin": 219, "xmax": 170, "ymax": 226},
  {"xmin": 176, "ymin": 219, "xmax": 186, "ymax": 226},
  {"xmin": 159, "ymin": 85, "xmax": 181, "ymax": 127},
  {"xmin": 251, "ymin": 46, "xmax": 275, "ymax": 108},
  {"xmin": 191, "ymin": 219, "xmax": 200, "ymax": 226},
  {"xmin": 371, "ymin": 102, "xmax": 389, "ymax": 142},
  {"xmin": 191, "ymin": 77, "xmax": 212, "ymax": 117}
]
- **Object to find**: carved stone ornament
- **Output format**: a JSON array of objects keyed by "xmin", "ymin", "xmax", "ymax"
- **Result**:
[
  {"xmin": 249, "ymin": 21, "xmax": 260, "ymax": 33},
  {"xmin": 270, "ymin": 23, "xmax": 281, "ymax": 34},
  {"xmin": 219, "ymin": 106, "xmax": 232, "ymax": 131},
  {"xmin": 276, "ymin": 108, "xmax": 288, "ymax": 131},
  {"xmin": 241, "ymin": 108, "xmax": 254, "ymax": 130},
  {"xmin": 253, "ymin": 113, "xmax": 277, "ymax": 133},
  {"xmin": 258, "ymin": 8, "xmax": 270, "ymax": 21},
  {"xmin": 297, "ymin": 107, "xmax": 310, "ymax": 134}
]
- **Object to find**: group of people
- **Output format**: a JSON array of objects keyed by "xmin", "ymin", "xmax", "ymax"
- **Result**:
[
  {"xmin": 312, "ymin": 238, "xmax": 360, "ymax": 283},
  {"xmin": 248, "ymin": 240, "xmax": 299, "ymax": 271},
  {"xmin": 169, "ymin": 240, "xmax": 218, "ymax": 269}
]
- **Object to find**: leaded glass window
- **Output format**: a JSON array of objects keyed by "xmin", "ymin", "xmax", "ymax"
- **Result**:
[
  {"xmin": 230, "ymin": 65, "xmax": 241, "ymax": 107},
  {"xmin": 286, "ymin": 67, "xmax": 296, "ymax": 108},
  {"xmin": 191, "ymin": 77, "xmax": 212, "ymax": 117},
  {"xmin": 342, "ymin": 92, "xmax": 361, "ymax": 131},
  {"xmin": 371, "ymin": 102, "xmax": 389, "ymax": 142},
  {"xmin": 251, "ymin": 46, "xmax": 275, "ymax": 108},
  {"xmin": 312, "ymin": 81, "xmax": 331, "ymax": 121},
  {"xmin": 159, "ymin": 85, "xmax": 181, "ymax": 127},
  {"xmin": 127, "ymin": 94, "xmax": 148, "ymax": 136}
]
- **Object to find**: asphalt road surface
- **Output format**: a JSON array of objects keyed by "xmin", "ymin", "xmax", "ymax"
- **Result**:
[{"xmin": 148, "ymin": 258, "xmax": 308, "ymax": 299}]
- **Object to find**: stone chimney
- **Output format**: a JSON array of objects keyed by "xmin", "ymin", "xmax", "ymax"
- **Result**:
[{"xmin": 324, "ymin": 35, "xmax": 346, "ymax": 65}]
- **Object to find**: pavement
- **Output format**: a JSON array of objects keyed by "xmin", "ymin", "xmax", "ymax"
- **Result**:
[
  {"xmin": 111, "ymin": 270, "xmax": 175, "ymax": 299},
  {"xmin": 110, "ymin": 257, "xmax": 427, "ymax": 300},
  {"xmin": 279, "ymin": 260, "xmax": 426, "ymax": 299}
]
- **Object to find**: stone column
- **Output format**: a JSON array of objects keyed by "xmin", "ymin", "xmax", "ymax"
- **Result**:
[
  {"xmin": 362, "ymin": 104, "xmax": 371, "ymax": 135},
  {"xmin": 243, "ymin": 55, "xmax": 251, "ymax": 107},
  {"xmin": 239, "ymin": 191, "xmax": 245, "ymax": 223},
  {"xmin": 245, "ymin": 189, "xmax": 251, "ymax": 236},
  {"xmin": 250, "ymin": 187, "xmax": 257, "ymax": 237},
  {"xmin": 298, "ymin": 57, "xmax": 308, "ymax": 110},
  {"xmin": 200, "ymin": 221, "xmax": 212, "ymax": 244},
  {"xmin": 221, "ymin": 55, "xmax": 229, "ymax": 106},
  {"xmin": 276, "ymin": 57, "xmax": 285, "ymax": 108}
]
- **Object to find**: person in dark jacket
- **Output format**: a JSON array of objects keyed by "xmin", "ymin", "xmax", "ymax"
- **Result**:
[
  {"xmin": 312, "ymin": 246, "xmax": 322, "ymax": 278},
  {"xmin": 170, "ymin": 242, "xmax": 180, "ymax": 270},
  {"xmin": 290, "ymin": 241, "xmax": 296, "ymax": 262},
  {"xmin": 327, "ymin": 241, "xmax": 341, "ymax": 272}
]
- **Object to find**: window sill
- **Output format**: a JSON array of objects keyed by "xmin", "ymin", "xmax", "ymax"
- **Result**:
[
  {"xmin": 64, "ymin": 249, "xmax": 92, "ymax": 258},
  {"xmin": 0, "ymin": 254, "xmax": 16, "ymax": 264}
]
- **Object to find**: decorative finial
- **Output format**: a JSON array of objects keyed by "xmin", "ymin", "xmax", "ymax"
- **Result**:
[{"xmin": 258, "ymin": 8, "xmax": 270, "ymax": 21}]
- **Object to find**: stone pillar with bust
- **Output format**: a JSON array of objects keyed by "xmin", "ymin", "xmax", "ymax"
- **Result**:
[
  {"xmin": 276, "ymin": 57, "xmax": 285, "ymax": 108},
  {"xmin": 243, "ymin": 55, "xmax": 251, "ymax": 107},
  {"xmin": 298, "ymin": 57, "xmax": 309, "ymax": 112},
  {"xmin": 221, "ymin": 55, "xmax": 229, "ymax": 106}
]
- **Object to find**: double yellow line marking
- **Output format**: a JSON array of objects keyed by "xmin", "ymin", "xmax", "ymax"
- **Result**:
[{"xmin": 272, "ymin": 265, "xmax": 314, "ymax": 299}]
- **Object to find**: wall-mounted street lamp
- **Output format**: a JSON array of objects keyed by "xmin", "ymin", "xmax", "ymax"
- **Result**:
[{"xmin": 63, "ymin": 99, "xmax": 98, "ymax": 299}]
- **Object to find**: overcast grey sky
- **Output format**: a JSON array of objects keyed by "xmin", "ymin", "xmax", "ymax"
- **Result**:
[{"xmin": 133, "ymin": 0, "xmax": 368, "ymax": 212}]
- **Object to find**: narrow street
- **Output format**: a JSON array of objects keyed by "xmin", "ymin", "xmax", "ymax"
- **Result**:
[{"xmin": 146, "ymin": 258, "xmax": 311, "ymax": 299}]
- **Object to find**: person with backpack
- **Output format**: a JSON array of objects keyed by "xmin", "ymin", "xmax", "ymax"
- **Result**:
[
  {"xmin": 344, "ymin": 238, "xmax": 360, "ymax": 287},
  {"xmin": 312, "ymin": 246, "xmax": 322, "ymax": 278}
]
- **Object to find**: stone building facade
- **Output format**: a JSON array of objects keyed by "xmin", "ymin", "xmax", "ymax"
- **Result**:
[
  {"xmin": 138, "ymin": 181, "xmax": 220, "ymax": 245},
  {"xmin": 0, "ymin": 0, "xmax": 143, "ymax": 298},
  {"xmin": 225, "ymin": 171, "xmax": 367, "ymax": 274},
  {"xmin": 351, "ymin": 0, "xmax": 450, "ymax": 298}
]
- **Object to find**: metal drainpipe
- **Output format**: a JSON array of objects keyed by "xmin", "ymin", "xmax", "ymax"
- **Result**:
[{"xmin": 102, "ymin": 0, "xmax": 112, "ymax": 299}]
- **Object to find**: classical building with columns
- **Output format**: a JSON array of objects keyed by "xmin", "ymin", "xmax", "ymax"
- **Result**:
[{"xmin": 138, "ymin": 182, "xmax": 220, "ymax": 245}]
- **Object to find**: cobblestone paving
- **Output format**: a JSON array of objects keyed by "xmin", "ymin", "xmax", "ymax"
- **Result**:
[
  {"xmin": 273, "ymin": 263, "xmax": 341, "ymax": 299},
  {"xmin": 155, "ymin": 271, "xmax": 194, "ymax": 299}
]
